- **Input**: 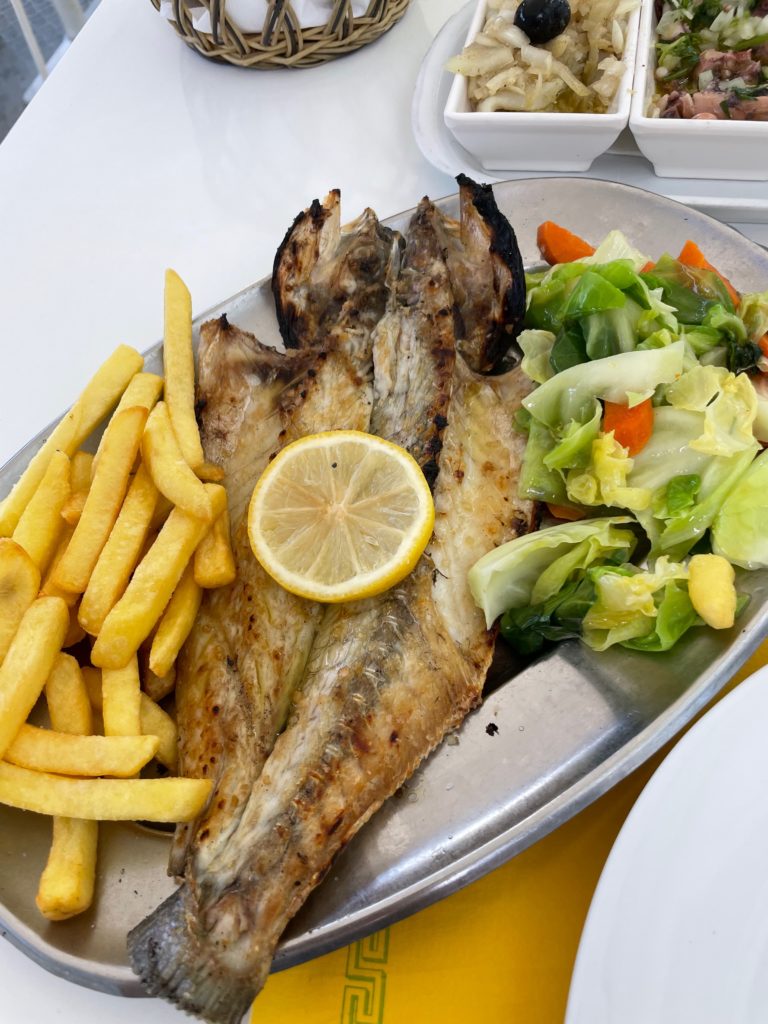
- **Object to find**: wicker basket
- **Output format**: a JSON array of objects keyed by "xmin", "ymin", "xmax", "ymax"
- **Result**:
[{"xmin": 152, "ymin": 0, "xmax": 411, "ymax": 68}]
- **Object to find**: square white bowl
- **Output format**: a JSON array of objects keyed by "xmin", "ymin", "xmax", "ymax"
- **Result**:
[
  {"xmin": 443, "ymin": 0, "xmax": 641, "ymax": 172},
  {"xmin": 629, "ymin": 0, "xmax": 768, "ymax": 180}
]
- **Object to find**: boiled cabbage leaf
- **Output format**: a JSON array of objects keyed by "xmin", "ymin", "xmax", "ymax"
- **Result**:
[
  {"xmin": 566, "ymin": 434, "xmax": 652, "ymax": 512},
  {"xmin": 582, "ymin": 558, "xmax": 690, "ymax": 651},
  {"xmin": 468, "ymin": 517, "xmax": 636, "ymax": 629},
  {"xmin": 523, "ymin": 342, "xmax": 686, "ymax": 429},
  {"xmin": 712, "ymin": 449, "xmax": 768, "ymax": 569}
]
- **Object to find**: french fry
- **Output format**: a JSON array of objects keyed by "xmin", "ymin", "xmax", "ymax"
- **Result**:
[
  {"xmin": 38, "ymin": 654, "xmax": 97, "ymax": 921},
  {"xmin": 197, "ymin": 461, "xmax": 225, "ymax": 483},
  {"xmin": 0, "ymin": 597, "xmax": 69, "ymax": 759},
  {"xmin": 138, "ymin": 529, "xmax": 158, "ymax": 565},
  {"xmin": 6, "ymin": 726, "xmax": 159, "ymax": 777},
  {"xmin": 78, "ymin": 463, "xmax": 158, "ymax": 636},
  {"xmin": 46, "ymin": 653, "xmax": 92, "ymax": 735},
  {"xmin": 164, "ymin": 269, "xmax": 204, "ymax": 471},
  {"xmin": 194, "ymin": 509, "xmax": 236, "ymax": 588},
  {"xmin": 39, "ymin": 524, "xmax": 78, "ymax": 607},
  {"xmin": 102, "ymin": 655, "xmax": 142, "ymax": 737},
  {"xmin": 139, "ymin": 697, "xmax": 178, "ymax": 772},
  {"xmin": 60, "ymin": 490, "xmax": 87, "ymax": 526},
  {"xmin": 91, "ymin": 484, "xmax": 227, "ymax": 669},
  {"xmin": 0, "ymin": 539, "xmax": 41, "ymax": 664},
  {"xmin": 149, "ymin": 564, "xmax": 202, "ymax": 678},
  {"xmin": 11, "ymin": 450, "xmax": 70, "ymax": 573},
  {"xmin": 70, "ymin": 451, "xmax": 94, "ymax": 493},
  {"xmin": 81, "ymin": 666, "xmax": 103, "ymax": 710},
  {"xmin": 142, "ymin": 402, "xmax": 212, "ymax": 520},
  {"xmin": 91, "ymin": 372, "xmax": 163, "ymax": 478},
  {"xmin": 51, "ymin": 407, "xmax": 148, "ymax": 595},
  {"xmin": 0, "ymin": 762, "xmax": 210, "ymax": 822},
  {"xmin": 63, "ymin": 604, "xmax": 85, "ymax": 648},
  {"xmin": 149, "ymin": 494, "xmax": 173, "ymax": 533},
  {"xmin": 140, "ymin": 652, "xmax": 176, "ymax": 703},
  {"xmin": 0, "ymin": 345, "xmax": 143, "ymax": 536},
  {"xmin": 36, "ymin": 817, "xmax": 98, "ymax": 921},
  {"xmin": 83, "ymin": 667, "xmax": 178, "ymax": 772}
]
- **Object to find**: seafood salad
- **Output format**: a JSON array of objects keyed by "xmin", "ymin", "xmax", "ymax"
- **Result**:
[
  {"xmin": 128, "ymin": 176, "xmax": 534, "ymax": 1023},
  {"xmin": 652, "ymin": 0, "xmax": 768, "ymax": 119}
]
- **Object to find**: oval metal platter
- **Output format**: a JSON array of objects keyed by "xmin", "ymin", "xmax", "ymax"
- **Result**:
[{"xmin": 2, "ymin": 177, "xmax": 768, "ymax": 998}]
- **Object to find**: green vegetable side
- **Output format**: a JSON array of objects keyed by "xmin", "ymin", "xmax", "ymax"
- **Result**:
[{"xmin": 470, "ymin": 226, "xmax": 768, "ymax": 657}]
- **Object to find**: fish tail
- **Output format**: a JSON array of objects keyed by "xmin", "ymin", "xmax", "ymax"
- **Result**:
[{"xmin": 127, "ymin": 887, "xmax": 256, "ymax": 1024}]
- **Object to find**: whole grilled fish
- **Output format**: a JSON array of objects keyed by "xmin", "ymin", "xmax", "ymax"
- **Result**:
[
  {"xmin": 169, "ymin": 199, "xmax": 400, "ymax": 877},
  {"xmin": 129, "ymin": 179, "xmax": 531, "ymax": 1022}
]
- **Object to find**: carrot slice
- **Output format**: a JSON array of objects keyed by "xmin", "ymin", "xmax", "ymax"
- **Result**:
[
  {"xmin": 678, "ymin": 240, "xmax": 740, "ymax": 307},
  {"xmin": 546, "ymin": 503, "xmax": 586, "ymax": 521},
  {"xmin": 537, "ymin": 222, "xmax": 595, "ymax": 265},
  {"xmin": 603, "ymin": 398, "xmax": 654, "ymax": 456},
  {"xmin": 640, "ymin": 261, "xmax": 655, "ymax": 274}
]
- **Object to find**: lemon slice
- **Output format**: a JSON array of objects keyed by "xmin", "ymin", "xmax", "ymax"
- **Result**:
[{"xmin": 247, "ymin": 430, "xmax": 435, "ymax": 603}]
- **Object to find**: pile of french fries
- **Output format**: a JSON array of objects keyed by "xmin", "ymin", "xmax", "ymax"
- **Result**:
[{"xmin": 0, "ymin": 270, "xmax": 235, "ymax": 922}]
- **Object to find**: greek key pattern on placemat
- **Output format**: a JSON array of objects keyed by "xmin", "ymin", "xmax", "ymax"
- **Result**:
[{"xmin": 340, "ymin": 928, "xmax": 391, "ymax": 1024}]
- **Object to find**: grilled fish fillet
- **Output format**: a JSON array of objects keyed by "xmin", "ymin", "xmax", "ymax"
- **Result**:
[
  {"xmin": 129, "ymin": 180, "xmax": 531, "ymax": 1022},
  {"xmin": 429, "ymin": 174, "xmax": 526, "ymax": 374},
  {"xmin": 169, "ymin": 200, "xmax": 400, "ymax": 878}
]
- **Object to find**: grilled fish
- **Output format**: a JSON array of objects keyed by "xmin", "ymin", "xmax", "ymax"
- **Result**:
[
  {"xmin": 272, "ymin": 191, "xmax": 400, "ymax": 351},
  {"xmin": 169, "ymin": 200, "xmax": 400, "ymax": 877},
  {"xmin": 129, "ymin": 179, "xmax": 531, "ymax": 1022},
  {"xmin": 429, "ymin": 173, "xmax": 526, "ymax": 374}
]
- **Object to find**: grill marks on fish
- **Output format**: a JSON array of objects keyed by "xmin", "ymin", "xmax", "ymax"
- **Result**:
[
  {"xmin": 272, "ymin": 191, "xmax": 400, "ymax": 351},
  {"xmin": 188, "ymin": 363, "xmax": 537, "ymax": 1012},
  {"xmin": 428, "ymin": 358, "xmax": 534, "ymax": 662},
  {"xmin": 170, "ymin": 317, "xmax": 314, "ymax": 876},
  {"xmin": 169, "ymin": 205, "xmax": 399, "ymax": 879},
  {"xmin": 429, "ymin": 174, "xmax": 526, "ymax": 374},
  {"xmin": 370, "ymin": 197, "xmax": 456, "ymax": 486},
  {"xmin": 191, "ymin": 562, "xmax": 474, "ymax": 990},
  {"xmin": 130, "ymin": 180, "xmax": 532, "ymax": 1024}
]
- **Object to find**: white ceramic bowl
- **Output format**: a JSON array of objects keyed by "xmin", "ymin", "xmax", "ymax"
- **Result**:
[
  {"xmin": 443, "ymin": 0, "xmax": 641, "ymax": 172},
  {"xmin": 629, "ymin": 0, "xmax": 768, "ymax": 181}
]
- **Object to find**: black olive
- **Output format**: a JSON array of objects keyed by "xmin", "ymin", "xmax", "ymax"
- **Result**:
[{"xmin": 514, "ymin": 0, "xmax": 571, "ymax": 44}]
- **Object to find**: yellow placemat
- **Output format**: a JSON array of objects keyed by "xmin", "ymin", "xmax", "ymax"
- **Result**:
[{"xmin": 253, "ymin": 640, "xmax": 768, "ymax": 1024}]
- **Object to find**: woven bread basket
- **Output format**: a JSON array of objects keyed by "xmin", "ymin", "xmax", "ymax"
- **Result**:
[{"xmin": 152, "ymin": 0, "xmax": 411, "ymax": 68}]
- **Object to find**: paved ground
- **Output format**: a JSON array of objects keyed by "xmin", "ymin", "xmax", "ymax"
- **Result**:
[{"xmin": 0, "ymin": 0, "xmax": 92, "ymax": 140}]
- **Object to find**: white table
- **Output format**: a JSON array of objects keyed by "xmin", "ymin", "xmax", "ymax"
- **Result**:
[{"xmin": 1, "ymin": 1, "xmax": 767, "ymax": 1020}]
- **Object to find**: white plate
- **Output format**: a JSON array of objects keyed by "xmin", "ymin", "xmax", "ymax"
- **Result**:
[
  {"xmin": 566, "ymin": 663, "xmax": 768, "ymax": 1024},
  {"xmin": 412, "ymin": 2, "xmax": 768, "ymax": 223}
]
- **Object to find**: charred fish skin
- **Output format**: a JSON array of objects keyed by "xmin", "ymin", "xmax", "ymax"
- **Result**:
[
  {"xmin": 272, "ymin": 190, "xmax": 402, "ymax": 351},
  {"xmin": 169, "ymin": 201, "xmax": 400, "ymax": 880},
  {"xmin": 429, "ymin": 174, "xmax": 526, "ymax": 375}
]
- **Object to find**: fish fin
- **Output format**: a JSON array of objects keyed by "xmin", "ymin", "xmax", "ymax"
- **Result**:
[{"xmin": 127, "ymin": 887, "xmax": 256, "ymax": 1024}]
